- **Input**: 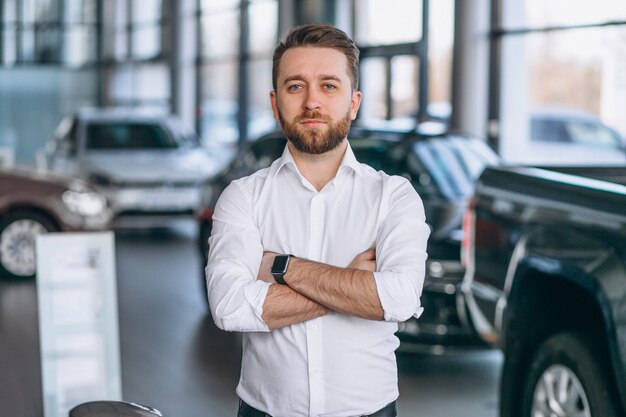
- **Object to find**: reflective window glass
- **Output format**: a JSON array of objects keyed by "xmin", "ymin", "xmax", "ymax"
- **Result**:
[
  {"xmin": 200, "ymin": 10, "xmax": 239, "ymax": 58},
  {"xmin": 2, "ymin": 28, "xmax": 17, "ymax": 65},
  {"xmin": 248, "ymin": 59, "xmax": 277, "ymax": 140},
  {"xmin": 65, "ymin": 0, "xmax": 97, "ymax": 23},
  {"xmin": 503, "ymin": 0, "xmax": 626, "ymax": 30},
  {"xmin": 20, "ymin": 29, "xmax": 36, "ymax": 62},
  {"xmin": 200, "ymin": 61, "xmax": 239, "ymax": 146},
  {"xmin": 360, "ymin": 58, "xmax": 387, "ymax": 120},
  {"xmin": 391, "ymin": 55, "xmax": 418, "ymax": 119},
  {"xmin": 499, "ymin": 24, "xmax": 626, "ymax": 165},
  {"xmin": 63, "ymin": 26, "xmax": 97, "ymax": 66},
  {"xmin": 36, "ymin": 28, "xmax": 62, "ymax": 63},
  {"xmin": 3, "ymin": 0, "xmax": 17, "ymax": 21},
  {"xmin": 132, "ymin": 27, "xmax": 161, "ymax": 59},
  {"xmin": 132, "ymin": 0, "xmax": 161, "ymax": 24},
  {"xmin": 249, "ymin": 0, "xmax": 278, "ymax": 55},
  {"xmin": 21, "ymin": 0, "xmax": 37, "ymax": 23},
  {"xmin": 428, "ymin": 0, "xmax": 454, "ymax": 123},
  {"xmin": 33, "ymin": 0, "xmax": 60, "ymax": 22},
  {"xmin": 200, "ymin": 0, "xmax": 240, "ymax": 12},
  {"xmin": 86, "ymin": 123, "xmax": 176, "ymax": 150},
  {"xmin": 355, "ymin": 0, "xmax": 422, "ymax": 45}
]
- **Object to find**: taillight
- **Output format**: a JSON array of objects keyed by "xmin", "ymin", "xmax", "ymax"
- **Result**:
[{"xmin": 461, "ymin": 196, "xmax": 475, "ymax": 268}]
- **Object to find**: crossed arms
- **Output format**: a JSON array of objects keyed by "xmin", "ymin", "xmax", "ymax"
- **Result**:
[
  {"xmin": 205, "ymin": 178, "xmax": 429, "ymax": 333},
  {"xmin": 259, "ymin": 248, "xmax": 382, "ymax": 329}
]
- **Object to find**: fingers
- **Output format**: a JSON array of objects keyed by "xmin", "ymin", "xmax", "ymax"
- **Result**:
[{"xmin": 356, "ymin": 248, "xmax": 376, "ymax": 260}]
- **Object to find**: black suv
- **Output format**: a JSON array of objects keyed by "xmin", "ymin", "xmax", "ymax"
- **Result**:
[{"xmin": 198, "ymin": 125, "xmax": 499, "ymax": 352}]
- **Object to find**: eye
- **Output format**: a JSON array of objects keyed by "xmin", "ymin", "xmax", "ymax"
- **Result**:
[
  {"xmin": 323, "ymin": 83, "xmax": 337, "ymax": 90},
  {"xmin": 287, "ymin": 84, "xmax": 303, "ymax": 92}
]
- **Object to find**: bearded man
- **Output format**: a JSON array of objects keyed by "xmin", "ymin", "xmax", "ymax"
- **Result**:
[{"xmin": 206, "ymin": 23, "xmax": 429, "ymax": 417}]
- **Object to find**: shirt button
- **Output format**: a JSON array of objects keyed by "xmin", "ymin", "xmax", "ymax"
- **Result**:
[
  {"xmin": 311, "ymin": 324, "xmax": 318, "ymax": 331},
  {"xmin": 313, "ymin": 231, "xmax": 320, "ymax": 238}
]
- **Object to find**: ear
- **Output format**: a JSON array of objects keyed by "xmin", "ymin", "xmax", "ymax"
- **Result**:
[
  {"xmin": 350, "ymin": 90, "xmax": 362, "ymax": 121},
  {"xmin": 270, "ymin": 90, "xmax": 280, "ymax": 121}
]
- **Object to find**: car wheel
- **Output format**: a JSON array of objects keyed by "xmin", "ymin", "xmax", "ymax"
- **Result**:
[
  {"xmin": 522, "ymin": 332, "xmax": 618, "ymax": 417},
  {"xmin": 0, "ymin": 210, "xmax": 58, "ymax": 279}
]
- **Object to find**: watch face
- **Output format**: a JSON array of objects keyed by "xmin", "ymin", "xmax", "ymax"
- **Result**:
[{"xmin": 272, "ymin": 255, "xmax": 290, "ymax": 273}]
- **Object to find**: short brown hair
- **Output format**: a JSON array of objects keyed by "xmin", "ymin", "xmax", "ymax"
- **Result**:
[{"xmin": 272, "ymin": 23, "xmax": 360, "ymax": 92}]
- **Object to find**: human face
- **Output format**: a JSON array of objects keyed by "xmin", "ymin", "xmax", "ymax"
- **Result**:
[{"xmin": 270, "ymin": 46, "xmax": 362, "ymax": 155}]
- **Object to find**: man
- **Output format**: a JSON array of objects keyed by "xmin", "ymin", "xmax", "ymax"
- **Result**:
[{"xmin": 206, "ymin": 23, "xmax": 429, "ymax": 417}]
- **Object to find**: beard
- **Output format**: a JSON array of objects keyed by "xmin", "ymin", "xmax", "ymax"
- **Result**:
[{"xmin": 278, "ymin": 108, "xmax": 352, "ymax": 155}]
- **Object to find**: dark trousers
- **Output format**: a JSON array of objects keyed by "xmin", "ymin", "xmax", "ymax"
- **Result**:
[{"xmin": 237, "ymin": 399, "xmax": 397, "ymax": 417}]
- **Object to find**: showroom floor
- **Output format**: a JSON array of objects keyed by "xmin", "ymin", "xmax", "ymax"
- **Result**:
[{"xmin": 0, "ymin": 225, "xmax": 502, "ymax": 417}]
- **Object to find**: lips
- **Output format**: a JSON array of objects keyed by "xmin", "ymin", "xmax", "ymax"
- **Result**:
[
  {"xmin": 297, "ymin": 113, "xmax": 329, "ymax": 128},
  {"xmin": 300, "ymin": 119, "xmax": 326, "ymax": 126}
]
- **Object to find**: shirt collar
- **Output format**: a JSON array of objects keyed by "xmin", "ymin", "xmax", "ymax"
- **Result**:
[{"xmin": 272, "ymin": 140, "xmax": 364, "ymax": 178}]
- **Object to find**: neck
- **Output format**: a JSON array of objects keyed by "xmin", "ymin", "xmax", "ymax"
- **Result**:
[{"xmin": 288, "ymin": 139, "xmax": 348, "ymax": 191}]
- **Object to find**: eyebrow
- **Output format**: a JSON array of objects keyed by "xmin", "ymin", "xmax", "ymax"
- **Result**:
[{"xmin": 283, "ymin": 74, "xmax": 343, "ymax": 85}]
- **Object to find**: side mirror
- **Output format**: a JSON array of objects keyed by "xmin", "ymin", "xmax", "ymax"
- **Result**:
[{"xmin": 69, "ymin": 401, "xmax": 164, "ymax": 417}]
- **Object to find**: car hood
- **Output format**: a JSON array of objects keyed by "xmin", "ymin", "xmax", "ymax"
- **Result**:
[
  {"xmin": 1, "ymin": 165, "xmax": 90, "ymax": 191},
  {"xmin": 82, "ymin": 148, "xmax": 219, "ymax": 183}
]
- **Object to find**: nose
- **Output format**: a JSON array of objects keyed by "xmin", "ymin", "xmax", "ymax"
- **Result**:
[{"xmin": 303, "ymin": 88, "xmax": 321, "ymax": 111}]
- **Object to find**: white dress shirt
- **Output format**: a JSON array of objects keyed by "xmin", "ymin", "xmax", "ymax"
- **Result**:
[{"xmin": 206, "ymin": 143, "xmax": 429, "ymax": 417}]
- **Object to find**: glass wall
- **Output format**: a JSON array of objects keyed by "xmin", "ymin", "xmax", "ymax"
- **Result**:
[
  {"xmin": 0, "ymin": 0, "xmax": 100, "ymax": 166},
  {"xmin": 496, "ymin": 0, "xmax": 626, "ymax": 165},
  {"xmin": 247, "ymin": 0, "xmax": 278, "ymax": 139},
  {"xmin": 103, "ymin": 0, "xmax": 170, "ymax": 110},
  {"xmin": 0, "ymin": 0, "xmax": 98, "ymax": 67},
  {"xmin": 355, "ymin": 0, "xmax": 422, "ymax": 123},
  {"xmin": 198, "ymin": 0, "xmax": 278, "ymax": 149},
  {"xmin": 354, "ymin": 0, "xmax": 454, "ymax": 127}
]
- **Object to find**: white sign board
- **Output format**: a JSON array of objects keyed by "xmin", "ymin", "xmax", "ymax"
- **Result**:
[{"xmin": 36, "ymin": 232, "xmax": 122, "ymax": 417}]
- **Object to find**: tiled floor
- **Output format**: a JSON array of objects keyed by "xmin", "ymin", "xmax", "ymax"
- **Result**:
[{"xmin": 0, "ymin": 225, "xmax": 502, "ymax": 417}]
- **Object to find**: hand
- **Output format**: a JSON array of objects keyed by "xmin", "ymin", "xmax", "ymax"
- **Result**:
[
  {"xmin": 258, "ymin": 251, "xmax": 278, "ymax": 283},
  {"xmin": 348, "ymin": 248, "xmax": 376, "ymax": 272}
]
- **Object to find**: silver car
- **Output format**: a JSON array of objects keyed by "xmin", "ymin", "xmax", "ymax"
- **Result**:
[{"xmin": 44, "ymin": 109, "xmax": 220, "ymax": 228}]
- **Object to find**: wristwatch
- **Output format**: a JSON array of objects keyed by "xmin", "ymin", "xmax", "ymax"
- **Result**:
[{"xmin": 271, "ymin": 254, "xmax": 292, "ymax": 285}]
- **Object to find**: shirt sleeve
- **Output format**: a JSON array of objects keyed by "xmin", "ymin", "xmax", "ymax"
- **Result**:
[
  {"xmin": 205, "ymin": 179, "xmax": 271, "ymax": 332},
  {"xmin": 373, "ymin": 177, "xmax": 430, "ymax": 322}
]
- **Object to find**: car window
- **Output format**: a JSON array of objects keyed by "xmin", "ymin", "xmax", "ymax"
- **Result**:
[
  {"xmin": 531, "ymin": 119, "xmax": 569, "ymax": 143},
  {"xmin": 566, "ymin": 121, "xmax": 622, "ymax": 148},
  {"xmin": 413, "ymin": 138, "xmax": 492, "ymax": 199},
  {"xmin": 448, "ymin": 137, "xmax": 500, "ymax": 179},
  {"xmin": 86, "ymin": 123, "xmax": 177, "ymax": 150},
  {"xmin": 531, "ymin": 117, "xmax": 623, "ymax": 149}
]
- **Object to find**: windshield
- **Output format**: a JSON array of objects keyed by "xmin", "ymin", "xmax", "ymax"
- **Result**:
[{"xmin": 86, "ymin": 122, "xmax": 177, "ymax": 150}]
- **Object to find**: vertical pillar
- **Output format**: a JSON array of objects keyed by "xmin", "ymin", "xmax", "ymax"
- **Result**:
[
  {"xmin": 96, "ymin": 0, "xmax": 104, "ymax": 106},
  {"xmin": 169, "ymin": 0, "xmax": 196, "ymax": 129},
  {"xmin": 238, "ymin": 0, "xmax": 249, "ymax": 143},
  {"xmin": 278, "ymin": 0, "xmax": 297, "ymax": 36},
  {"xmin": 451, "ymin": 0, "xmax": 491, "ymax": 139},
  {"xmin": 418, "ymin": 0, "xmax": 430, "ymax": 122}
]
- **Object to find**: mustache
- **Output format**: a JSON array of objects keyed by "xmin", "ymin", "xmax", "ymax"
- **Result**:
[{"xmin": 295, "ymin": 111, "xmax": 331, "ymax": 122}]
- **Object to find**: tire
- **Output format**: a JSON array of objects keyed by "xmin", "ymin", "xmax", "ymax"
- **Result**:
[
  {"xmin": 522, "ymin": 332, "xmax": 619, "ymax": 417},
  {"xmin": 0, "ymin": 210, "xmax": 58, "ymax": 279}
]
